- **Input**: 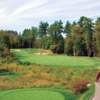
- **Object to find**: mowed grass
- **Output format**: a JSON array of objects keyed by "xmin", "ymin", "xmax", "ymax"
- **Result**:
[
  {"xmin": 0, "ymin": 86, "xmax": 94, "ymax": 100},
  {"xmin": 0, "ymin": 88, "xmax": 78, "ymax": 100},
  {"xmin": 11, "ymin": 49, "xmax": 100, "ymax": 69}
]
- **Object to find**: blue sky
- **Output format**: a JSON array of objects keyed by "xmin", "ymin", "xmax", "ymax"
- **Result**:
[{"xmin": 0, "ymin": 0, "xmax": 100, "ymax": 32}]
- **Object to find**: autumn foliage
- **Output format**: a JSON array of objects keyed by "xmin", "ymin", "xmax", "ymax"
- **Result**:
[{"xmin": 71, "ymin": 79, "xmax": 89, "ymax": 95}]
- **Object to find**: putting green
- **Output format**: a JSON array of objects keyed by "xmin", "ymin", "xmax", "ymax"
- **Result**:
[{"xmin": 0, "ymin": 89, "xmax": 65, "ymax": 100}]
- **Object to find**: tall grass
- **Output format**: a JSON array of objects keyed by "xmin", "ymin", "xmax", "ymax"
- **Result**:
[{"xmin": 0, "ymin": 62, "xmax": 99, "ymax": 90}]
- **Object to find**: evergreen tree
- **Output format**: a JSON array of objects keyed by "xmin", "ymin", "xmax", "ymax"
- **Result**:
[
  {"xmin": 93, "ymin": 17, "xmax": 100, "ymax": 57},
  {"xmin": 78, "ymin": 16, "xmax": 94, "ymax": 57},
  {"xmin": 48, "ymin": 20, "xmax": 64, "ymax": 53}
]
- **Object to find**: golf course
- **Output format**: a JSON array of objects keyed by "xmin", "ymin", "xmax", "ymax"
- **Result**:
[
  {"xmin": 0, "ymin": 1, "xmax": 100, "ymax": 99},
  {"xmin": 0, "ymin": 48, "xmax": 99, "ymax": 100}
]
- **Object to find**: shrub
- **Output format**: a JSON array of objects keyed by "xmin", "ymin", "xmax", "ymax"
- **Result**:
[
  {"xmin": 1, "ymin": 57, "xmax": 15, "ymax": 63},
  {"xmin": 71, "ymin": 79, "xmax": 89, "ymax": 95}
]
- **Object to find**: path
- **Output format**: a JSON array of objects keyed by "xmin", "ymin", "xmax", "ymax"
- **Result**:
[{"xmin": 90, "ymin": 82, "xmax": 100, "ymax": 100}]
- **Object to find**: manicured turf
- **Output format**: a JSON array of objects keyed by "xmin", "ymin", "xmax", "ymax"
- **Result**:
[
  {"xmin": 0, "ymin": 86, "xmax": 94, "ymax": 100},
  {"xmin": 11, "ymin": 49, "xmax": 100, "ymax": 69},
  {"xmin": 0, "ymin": 88, "xmax": 77, "ymax": 100}
]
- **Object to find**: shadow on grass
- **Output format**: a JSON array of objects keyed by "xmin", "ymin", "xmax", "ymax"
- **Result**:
[
  {"xmin": 0, "ymin": 69, "xmax": 11, "ymax": 75},
  {"xmin": 14, "ymin": 54, "xmax": 26, "ymax": 59},
  {"xmin": 0, "ymin": 69, "xmax": 20, "ymax": 77}
]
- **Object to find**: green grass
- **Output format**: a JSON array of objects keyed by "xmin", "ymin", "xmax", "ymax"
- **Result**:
[
  {"xmin": 11, "ymin": 48, "xmax": 100, "ymax": 69},
  {"xmin": 0, "ymin": 86, "xmax": 94, "ymax": 100},
  {"xmin": 0, "ymin": 88, "xmax": 76, "ymax": 100}
]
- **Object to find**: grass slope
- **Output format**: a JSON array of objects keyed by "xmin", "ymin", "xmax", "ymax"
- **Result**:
[
  {"xmin": 0, "ymin": 88, "xmax": 77, "ymax": 100},
  {"xmin": 11, "ymin": 49, "xmax": 100, "ymax": 69}
]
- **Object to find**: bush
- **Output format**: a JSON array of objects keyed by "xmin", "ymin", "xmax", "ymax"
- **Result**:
[
  {"xmin": 71, "ymin": 79, "xmax": 89, "ymax": 95},
  {"xmin": 0, "ymin": 47, "xmax": 12, "ymax": 58},
  {"xmin": 1, "ymin": 57, "xmax": 16, "ymax": 63}
]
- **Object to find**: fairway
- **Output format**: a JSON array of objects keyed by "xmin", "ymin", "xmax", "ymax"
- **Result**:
[
  {"xmin": 11, "ymin": 49, "xmax": 100, "ymax": 69},
  {"xmin": 0, "ymin": 88, "xmax": 77, "ymax": 100},
  {"xmin": 11, "ymin": 49, "xmax": 100, "ymax": 68}
]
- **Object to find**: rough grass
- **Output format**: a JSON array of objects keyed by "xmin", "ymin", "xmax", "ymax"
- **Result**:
[
  {"xmin": 11, "ymin": 48, "xmax": 100, "ymax": 69},
  {"xmin": 0, "ymin": 62, "xmax": 96, "ymax": 100}
]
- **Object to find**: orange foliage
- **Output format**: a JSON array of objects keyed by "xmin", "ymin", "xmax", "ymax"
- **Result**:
[{"xmin": 71, "ymin": 79, "xmax": 89, "ymax": 95}]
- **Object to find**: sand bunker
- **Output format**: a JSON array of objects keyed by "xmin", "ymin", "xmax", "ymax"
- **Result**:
[
  {"xmin": 34, "ymin": 53, "xmax": 48, "ymax": 55},
  {"xmin": 34, "ymin": 53, "xmax": 40, "ymax": 55},
  {"xmin": 15, "ymin": 49, "xmax": 21, "ymax": 52}
]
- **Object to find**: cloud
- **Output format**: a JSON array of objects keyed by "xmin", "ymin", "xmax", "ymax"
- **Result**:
[
  {"xmin": 0, "ymin": 0, "xmax": 100, "ymax": 31},
  {"xmin": 11, "ymin": 0, "xmax": 48, "ymax": 16},
  {"xmin": 0, "ymin": 8, "xmax": 6, "ymax": 18}
]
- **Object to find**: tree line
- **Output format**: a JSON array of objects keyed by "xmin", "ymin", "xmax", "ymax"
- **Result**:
[{"xmin": 0, "ymin": 16, "xmax": 100, "ymax": 57}]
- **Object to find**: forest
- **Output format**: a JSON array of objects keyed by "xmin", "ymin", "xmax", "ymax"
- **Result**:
[{"xmin": 0, "ymin": 16, "xmax": 100, "ymax": 57}]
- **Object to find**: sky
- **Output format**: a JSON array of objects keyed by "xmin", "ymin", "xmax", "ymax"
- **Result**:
[{"xmin": 0, "ymin": 0, "xmax": 100, "ymax": 32}]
